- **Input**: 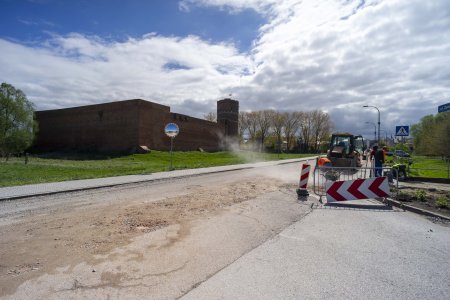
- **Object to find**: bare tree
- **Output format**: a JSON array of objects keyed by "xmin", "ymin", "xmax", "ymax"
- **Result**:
[
  {"xmin": 238, "ymin": 111, "xmax": 249, "ymax": 142},
  {"xmin": 203, "ymin": 112, "xmax": 216, "ymax": 122},
  {"xmin": 271, "ymin": 112, "xmax": 287, "ymax": 152},
  {"xmin": 317, "ymin": 113, "xmax": 333, "ymax": 152},
  {"xmin": 256, "ymin": 110, "xmax": 274, "ymax": 151},
  {"xmin": 284, "ymin": 111, "xmax": 302, "ymax": 152},
  {"xmin": 300, "ymin": 111, "xmax": 314, "ymax": 152},
  {"xmin": 246, "ymin": 111, "xmax": 259, "ymax": 142},
  {"xmin": 311, "ymin": 110, "xmax": 333, "ymax": 152},
  {"xmin": 236, "ymin": 108, "xmax": 332, "ymax": 153}
]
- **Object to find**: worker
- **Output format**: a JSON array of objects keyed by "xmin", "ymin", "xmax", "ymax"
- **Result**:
[
  {"xmin": 374, "ymin": 146, "xmax": 385, "ymax": 177},
  {"xmin": 382, "ymin": 146, "xmax": 388, "ymax": 160},
  {"xmin": 317, "ymin": 157, "xmax": 332, "ymax": 167},
  {"xmin": 369, "ymin": 145, "xmax": 383, "ymax": 177},
  {"xmin": 369, "ymin": 145, "xmax": 377, "ymax": 161},
  {"xmin": 392, "ymin": 163, "xmax": 407, "ymax": 179}
]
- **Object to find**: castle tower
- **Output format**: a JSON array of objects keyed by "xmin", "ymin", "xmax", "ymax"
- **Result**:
[{"xmin": 217, "ymin": 98, "xmax": 239, "ymax": 137}]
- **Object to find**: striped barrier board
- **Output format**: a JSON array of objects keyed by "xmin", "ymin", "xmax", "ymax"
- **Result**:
[
  {"xmin": 325, "ymin": 177, "xmax": 390, "ymax": 202},
  {"xmin": 299, "ymin": 164, "xmax": 311, "ymax": 189}
]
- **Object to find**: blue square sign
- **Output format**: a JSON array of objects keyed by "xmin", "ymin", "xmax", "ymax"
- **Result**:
[
  {"xmin": 395, "ymin": 126, "xmax": 409, "ymax": 136},
  {"xmin": 438, "ymin": 103, "xmax": 449, "ymax": 113}
]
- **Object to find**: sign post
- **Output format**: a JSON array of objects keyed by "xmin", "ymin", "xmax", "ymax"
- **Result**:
[
  {"xmin": 395, "ymin": 125, "xmax": 409, "ymax": 156},
  {"xmin": 164, "ymin": 123, "xmax": 179, "ymax": 171}
]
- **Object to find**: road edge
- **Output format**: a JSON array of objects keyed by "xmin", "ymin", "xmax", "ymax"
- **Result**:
[
  {"xmin": 384, "ymin": 198, "xmax": 450, "ymax": 221},
  {"xmin": 1, "ymin": 158, "xmax": 316, "ymax": 201}
]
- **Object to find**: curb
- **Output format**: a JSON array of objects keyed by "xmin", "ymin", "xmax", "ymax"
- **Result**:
[
  {"xmin": 384, "ymin": 198, "xmax": 450, "ymax": 221},
  {"xmin": 324, "ymin": 202, "xmax": 392, "ymax": 210},
  {"xmin": 1, "ymin": 157, "xmax": 315, "ymax": 201},
  {"xmin": 407, "ymin": 177, "xmax": 450, "ymax": 184},
  {"xmin": 0, "ymin": 166, "xmax": 254, "ymax": 201}
]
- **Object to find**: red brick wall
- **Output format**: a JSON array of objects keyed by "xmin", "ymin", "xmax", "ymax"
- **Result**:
[
  {"xmin": 137, "ymin": 100, "xmax": 170, "ymax": 150},
  {"xmin": 34, "ymin": 99, "xmax": 227, "ymax": 152},
  {"xmin": 161, "ymin": 113, "xmax": 225, "ymax": 151},
  {"xmin": 217, "ymin": 98, "xmax": 239, "ymax": 137},
  {"xmin": 35, "ymin": 100, "xmax": 145, "ymax": 152}
]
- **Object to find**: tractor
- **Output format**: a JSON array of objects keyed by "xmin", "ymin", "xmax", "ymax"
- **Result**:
[{"xmin": 326, "ymin": 133, "xmax": 365, "ymax": 168}]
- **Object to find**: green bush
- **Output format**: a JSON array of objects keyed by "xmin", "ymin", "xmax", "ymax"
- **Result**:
[
  {"xmin": 435, "ymin": 196, "xmax": 449, "ymax": 209},
  {"xmin": 415, "ymin": 190, "xmax": 427, "ymax": 202}
]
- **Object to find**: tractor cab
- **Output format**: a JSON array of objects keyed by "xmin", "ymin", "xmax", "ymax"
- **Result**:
[{"xmin": 327, "ymin": 133, "xmax": 365, "ymax": 167}]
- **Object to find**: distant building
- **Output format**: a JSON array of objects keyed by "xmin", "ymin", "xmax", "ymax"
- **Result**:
[{"xmin": 33, "ymin": 98, "xmax": 239, "ymax": 153}]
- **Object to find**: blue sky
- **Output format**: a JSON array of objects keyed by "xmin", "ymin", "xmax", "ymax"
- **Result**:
[
  {"xmin": 1, "ymin": 0, "xmax": 263, "ymax": 51},
  {"xmin": 1, "ymin": 0, "xmax": 449, "ymax": 138}
]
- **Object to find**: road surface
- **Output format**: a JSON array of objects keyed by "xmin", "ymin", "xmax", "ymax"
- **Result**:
[
  {"xmin": 1, "ymin": 161, "xmax": 449, "ymax": 299},
  {"xmin": 183, "ymin": 206, "xmax": 450, "ymax": 300}
]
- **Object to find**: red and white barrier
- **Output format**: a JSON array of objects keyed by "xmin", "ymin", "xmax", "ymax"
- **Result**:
[
  {"xmin": 299, "ymin": 163, "xmax": 311, "ymax": 189},
  {"xmin": 325, "ymin": 177, "xmax": 390, "ymax": 202}
]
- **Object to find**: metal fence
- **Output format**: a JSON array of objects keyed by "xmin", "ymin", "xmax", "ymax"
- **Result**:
[{"xmin": 312, "ymin": 165, "xmax": 399, "ymax": 201}]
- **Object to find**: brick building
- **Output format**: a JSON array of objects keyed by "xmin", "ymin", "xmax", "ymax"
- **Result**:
[{"xmin": 34, "ymin": 98, "xmax": 239, "ymax": 153}]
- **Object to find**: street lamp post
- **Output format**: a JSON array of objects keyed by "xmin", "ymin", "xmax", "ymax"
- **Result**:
[
  {"xmin": 365, "ymin": 122, "xmax": 376, "ymax": 143},
  {"xmin": 363, "ymin": 105, "xmax": 380, "ymax": 144}
]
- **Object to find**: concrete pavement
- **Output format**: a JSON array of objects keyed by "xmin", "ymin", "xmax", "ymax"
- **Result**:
[
  {"xmin": 182, "ymin": 204, "xmax": 450, "ymax": 300},
  {"xmin": 0, "ymin": 157, "xmax": 316, "ymax": 200}
]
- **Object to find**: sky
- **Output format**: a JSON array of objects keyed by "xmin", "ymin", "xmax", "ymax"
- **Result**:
[{"xmin": 1, "ymin": 0, "xmax": 449, "ymax": 139}]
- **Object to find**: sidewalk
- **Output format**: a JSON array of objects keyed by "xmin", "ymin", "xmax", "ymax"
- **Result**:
[
  {"xmin": 0, "ymin": 157, "xmax": 315, "ymax": 201},
  {"xmin": 397, "ymin": 180, "xmax": 450, "ymax": 192}
]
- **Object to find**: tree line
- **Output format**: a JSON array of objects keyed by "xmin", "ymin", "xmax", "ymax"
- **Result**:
[
  {"xmin": 206, "ymin": 110, "xmax": 333, "ymax": 153},
  {"xmin": 411, "ymin": 111, "xmax": 450, "ymax": 157}
]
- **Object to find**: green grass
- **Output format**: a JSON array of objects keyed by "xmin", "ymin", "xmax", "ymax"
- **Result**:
[
  {"xmin": 0, "ymin": 151, "xmax": 315, "ymax": 187},
  {"xmin": 408, "ymin": 156, "xmax": 449, "ymax": 179},
  {"xmin": 385, "ymin": 155, "xmax": 449, "ymax": 178}
]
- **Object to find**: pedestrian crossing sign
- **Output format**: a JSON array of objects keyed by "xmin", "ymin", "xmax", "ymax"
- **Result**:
[{"xmin": 395, "ymin": 126, "xmax": 409, "ymax": 136}]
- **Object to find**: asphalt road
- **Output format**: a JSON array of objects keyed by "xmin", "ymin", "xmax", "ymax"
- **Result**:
[
  {"xmin": 0, "ymin": 162, "xmax": 314, "ymax": 299},
  {"xmin": 2, "ymin": 161, "xmax": 449, "ymax": 299},
  {"xmin": 182, "ymin": 204, "xmax": 450, "ymax": 300}
]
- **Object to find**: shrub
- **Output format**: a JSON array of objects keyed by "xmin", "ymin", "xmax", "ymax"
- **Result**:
[
  {"xmin": 0, "ymin": 82, "xmax": 36, "ymax": 157},
  {"xmin": 435, "ymin": 196, "xmax": 449, "ymax": 209},
  {"xmin": 415, "ymin": 190, "xmax": 427, "ymax": 202}
]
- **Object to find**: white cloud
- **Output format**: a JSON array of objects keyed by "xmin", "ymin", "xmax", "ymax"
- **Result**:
[
  {"xmin": 1, "ymin": 0, "xmax": 450, "ymax": 138},
  {"xmin": 179, "ymin": 0, "xmax": 277, "ymax": 14},
  {"xmin": 231, "ymin": 0, "xmax": 450, "ymax": 136},
  {"xmin": 17, "ymin": 17, "xmax": 55, "ymax": 27},
  {"xmin": 0, "ymin": 34, "xmax": 251, "ymax": 110}
]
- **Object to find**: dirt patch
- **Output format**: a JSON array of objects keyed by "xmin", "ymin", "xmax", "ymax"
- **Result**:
[
  {"xmin": 395, "ymin": 186, "xmax": 450, "ymax": 218},
  {"xmin": 0, "ymin": 177, "xmax": 288, "ymax": 296}
]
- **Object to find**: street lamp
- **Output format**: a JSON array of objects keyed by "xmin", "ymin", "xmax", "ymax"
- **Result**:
[
  {"xmin": 363, "ymin": 105, "xmax": 380, "ymax": 144},
  {"xmin": 365, "ymin": 122, "xmax": 376, "ymax": 143}
]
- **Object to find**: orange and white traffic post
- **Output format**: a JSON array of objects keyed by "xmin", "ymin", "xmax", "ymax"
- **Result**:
[{"xmin": 296, "ymin": 162, "xmax": 311, "ymax": 199}]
